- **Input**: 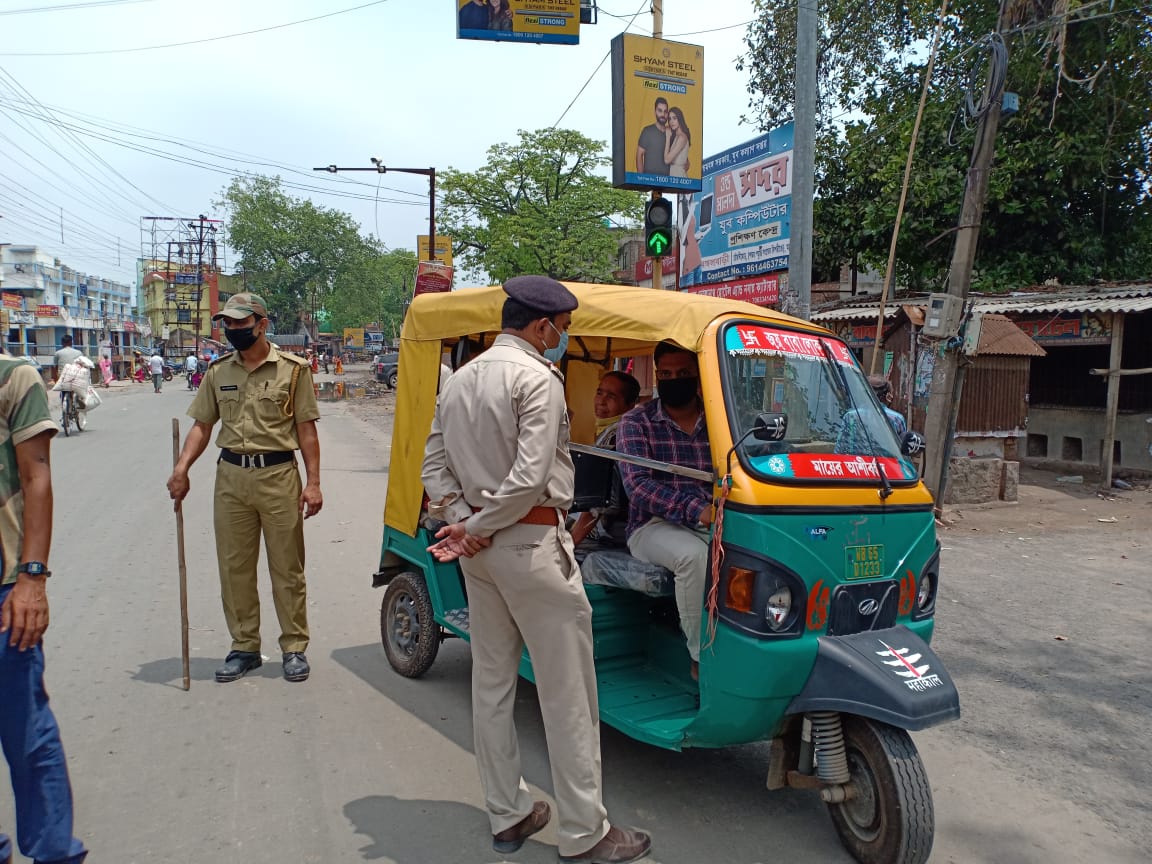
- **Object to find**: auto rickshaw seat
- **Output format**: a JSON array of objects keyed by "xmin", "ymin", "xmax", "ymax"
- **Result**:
[{"xmin": 576, "ymin": 539, "xmax": 675, "ymax": 598}]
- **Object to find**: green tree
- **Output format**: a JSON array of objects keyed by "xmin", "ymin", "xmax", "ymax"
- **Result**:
[
  {"xmin": 326, "ymin": 246, "xmax": 416, "ymax": 339},
  {"xmin": 216, "ymin": 176, "xmax": 372, "ymax": 326},
  {"xmin": 741, "ymin": 0, "xmax": 1152, "ymax": 289},
  {"xmin": 437, "ymin": 128, "xmax": 646, "ymax": 283}
]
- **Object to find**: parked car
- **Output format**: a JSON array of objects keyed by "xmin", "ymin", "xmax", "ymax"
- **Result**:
[{"xmin": 373, "ymin": 352, "xmax": 399, "ymax": 389}]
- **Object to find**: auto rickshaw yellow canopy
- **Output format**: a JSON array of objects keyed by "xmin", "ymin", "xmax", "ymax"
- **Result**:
[{"xmin": 384, "ymin": 283, "xmax": 827, "ymax": 535}]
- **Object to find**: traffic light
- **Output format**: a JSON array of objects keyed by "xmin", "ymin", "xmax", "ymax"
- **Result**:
[{"xmin": 644, "ymin": 197, "xmax": 674, "ymax": 258}]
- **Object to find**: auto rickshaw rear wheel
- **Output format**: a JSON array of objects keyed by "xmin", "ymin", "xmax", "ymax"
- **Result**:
[
  {"xmin": 826, "ymin": 716, "xmax": 934, "ymax": 864},
  {"xmin": 380, "ymin": 572, "xmax": 439, "ymax": 678}
]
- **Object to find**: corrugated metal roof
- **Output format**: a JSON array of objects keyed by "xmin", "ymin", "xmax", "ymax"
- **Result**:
[
  {"xmin": 976, "ymin": 314, "xmax": 1046, "ymax": 357},
  {"xmin": 811, "ymin": 285, "xmax": 1152, "ymax": 321}
]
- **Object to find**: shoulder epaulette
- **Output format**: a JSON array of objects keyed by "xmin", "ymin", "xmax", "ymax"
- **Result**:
[
  {"xmin": 280, "ymin": 352, "xmax": 310, "ymax": 365},
  {"xmin": 209, "ymin": 352, "xmax": 233, "ymax": 367}
]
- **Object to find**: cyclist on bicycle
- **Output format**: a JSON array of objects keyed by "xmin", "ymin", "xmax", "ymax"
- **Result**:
[{"xmin": 52, "ymin": 335, "xmax": 83, "ymax": 413}]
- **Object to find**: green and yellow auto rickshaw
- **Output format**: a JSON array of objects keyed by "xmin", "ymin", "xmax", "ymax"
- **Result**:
[{"xmin": 373, "ymin": 284, "xmax": 959, "ymax": 864}]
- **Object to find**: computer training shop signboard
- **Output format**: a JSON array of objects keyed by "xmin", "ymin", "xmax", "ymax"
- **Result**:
[
  {"xmin": 456, "ymin": 0, "xmax": 581, "ymax": 45},
  {"xmin": 677, "ymin": 123, "xmax": 793, "ymax": 289},
  {"xmin": 611, "ymin": 33, "xmax": 704, "ymax": 192}
]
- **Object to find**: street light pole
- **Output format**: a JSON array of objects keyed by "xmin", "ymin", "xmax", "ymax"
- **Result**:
[{"xmin": 314, "ymin": 162, "xmax": 437, "ymax": 262}]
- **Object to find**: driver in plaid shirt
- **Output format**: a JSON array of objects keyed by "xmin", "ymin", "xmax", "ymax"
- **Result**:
[{"xmin": 616, "ymin": 342, "xmax": 714, "ymax": 680}]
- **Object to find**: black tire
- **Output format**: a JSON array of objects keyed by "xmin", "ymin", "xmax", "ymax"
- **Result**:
[
  {"xmin": 163, "ymin": 368, "xmax": 173, "ymax": 381},
  {"xmin": 827, "ymin": 717, "xmax": 934, "ymax": 864},
  {"xmin": 386, "ymin": 370, "xmax": 398, "ymax": 390},
  {"xmin": 61, "ymin": 394, "xmax": 71, "ymax": 437},
  {"xmin": 75, "ymin": 408, "xmax": 86, "ymax": 432},
  {"xmin": 380, "ymin": 572, "xmax": 439, "ymax": 678}
]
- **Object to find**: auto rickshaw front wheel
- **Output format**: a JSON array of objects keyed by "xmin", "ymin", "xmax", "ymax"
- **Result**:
[
  {"xmin": 826, "ymin": 716, "xmax": 934, "ymax": 864},
  {"xmin": 380, "ymin": 572, "xmax": 439, "ymax": 678}
]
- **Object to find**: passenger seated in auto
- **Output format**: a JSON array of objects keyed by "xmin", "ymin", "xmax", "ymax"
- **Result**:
[
  {"xmin": 616, "ymin": 342, "xmax": 712, "ymax": 680},
  {"xmin": 570, "ymin": 371, "xmax": 640, "ymax": 546}
]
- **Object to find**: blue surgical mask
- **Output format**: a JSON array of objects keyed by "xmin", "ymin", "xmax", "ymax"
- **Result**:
[{"xmin": 542, "ymin": 321, "xmax": 568, "ymax": 364}]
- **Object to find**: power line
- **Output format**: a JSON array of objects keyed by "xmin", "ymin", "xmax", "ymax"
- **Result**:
[
  {"xmin": 0, "ymin": 0, "xmax": 392, "ymax": 56},
  {"xmin": 0, "ymin": 0, "xmax": 155, "ymax": 15},
  {"xmin": 552, "ymin": 0, "xmax": 649, "ymax": 129}
]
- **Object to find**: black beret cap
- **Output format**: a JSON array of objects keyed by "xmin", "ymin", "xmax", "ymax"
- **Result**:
[{"xmin": 503, "ymin": 275, "xmax": 578, "ymax": 315}]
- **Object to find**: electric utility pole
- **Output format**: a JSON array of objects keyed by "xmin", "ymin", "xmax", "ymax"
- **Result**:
[
  {"xmin": 650, "ymin": 1, "xmax": 665, "ymax": 291},
  {"xmin": 922, "ymin": 14, "xmax": 1010, "ymax": 505},
  {"xmin": 786, "ymin": 0, "xmax": 817, "ymax": 321}
]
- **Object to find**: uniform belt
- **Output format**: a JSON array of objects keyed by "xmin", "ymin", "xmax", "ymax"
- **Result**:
[
  {"xmin": 471, "ymin": 504, "xmax": 565, "ymax": 526},
  {"xmin": 219, "ymin": 448, "xmax": 294, "ymax": 469}
]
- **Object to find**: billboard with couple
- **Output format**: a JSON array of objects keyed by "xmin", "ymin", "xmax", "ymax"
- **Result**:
[{"xmin": 610, "ymin": 33, "xmax": 704, "ymax": 192}]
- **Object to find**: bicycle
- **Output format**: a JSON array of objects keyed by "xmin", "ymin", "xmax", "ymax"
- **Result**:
[{"xmin": 60, "ymin": 390, "xmax": 86, "ymax": 437}]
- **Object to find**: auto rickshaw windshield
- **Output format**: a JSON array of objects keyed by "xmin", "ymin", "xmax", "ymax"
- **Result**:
[{"xmin": 720, "ymin": 321, "xmax": 917, "ymax": 484}]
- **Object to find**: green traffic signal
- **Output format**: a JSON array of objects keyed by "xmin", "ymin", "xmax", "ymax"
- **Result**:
[
  {"xmin": 646, "ymin": 229, "xmax": 672, "ymax": 256},
  {"xmin": 644, "ymin": 197, "xmax": 674, "ymax": 260}
]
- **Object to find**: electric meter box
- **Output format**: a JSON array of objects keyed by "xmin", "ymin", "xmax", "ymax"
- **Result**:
[{"xmin": 922, "ymin": 293, "xmax": 963, "ymax": 339}]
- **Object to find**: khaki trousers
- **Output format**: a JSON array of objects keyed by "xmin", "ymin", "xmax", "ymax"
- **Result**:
[
  {"xmin": 213, "ymin": 459, "xmax": 309, "ymax": 654},
  {"xmin": 459, "ymin": 522, "xmax": 611, "ymax": 857},
  {"xmin": 627, "ymin": 518, "xmax": 710, "ymax": 661}
]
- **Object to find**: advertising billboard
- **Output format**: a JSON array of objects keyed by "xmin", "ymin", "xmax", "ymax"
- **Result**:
[
  {"xmin": 685, "ymin": 272, "xmax": 782, "ymax": 308},
  {"xmin": 611, "ymin": 33, "xmax": 704, "ymax": 192},
  {"xmin": 457, "ymin": 0, "xmax": 580, "ymax": 45},
  {"xmin": 677, "ymin": 123, "xmax": 793, "ymax": 289},
  {"xmin": 343, "ymin": 328, "xmax": 365, "ymax": 348},
  {"xmin": 417, "ymin": 235, "xmax": 454, "ymax": 268},
  {"xmin": 413, "ymin": 261, "xmax": 454, "ymax": 296}
]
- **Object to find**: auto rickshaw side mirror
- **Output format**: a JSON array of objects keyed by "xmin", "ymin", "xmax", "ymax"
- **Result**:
[
  {"xmin": 901, "ymin": 431, "xmax": 925, "ymax": 456},
  {"xmin": 753, "ymin": 412, "xmax": 788, "ymax": 441}
]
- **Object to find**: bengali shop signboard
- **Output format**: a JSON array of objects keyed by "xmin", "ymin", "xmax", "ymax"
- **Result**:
[
  {"xmin": 678, "ymin": 124, "xmax": 793, "ymax": 289},
  {"xmin": 456, "ymin": 0, "xmax": 580, "ymax": 45},
  {"xmin": 633, "ymin": 253, "xmax": 678, "ymax": 282},
  {"xmin": 36, "ymin": 304, "xmax": 61, "ymax": 318},
  {"xmin": 685, "ymin": 273, "xmax": 781, "ymax": 307},
  {"xmin": 2, "ymin": 292, "xmax": 24, "ymax": 310},
  {"xmin": 416, "ymin": 235, "xmax": 454, "ymax": 268},
  {"xmin": 413, "ymin": 261, "xmax": 454, "ymax": 296}
]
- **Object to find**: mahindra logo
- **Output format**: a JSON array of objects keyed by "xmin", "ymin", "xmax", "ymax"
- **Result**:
[{"xmin": 858, "ymin": 599, "xmax": 880, "ymax": 616}]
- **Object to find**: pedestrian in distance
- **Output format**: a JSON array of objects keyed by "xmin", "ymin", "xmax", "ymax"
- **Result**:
[
  {"xmin": 148, "ymin": 352, "xmax": 165, "ymax": 393},
  {"xmin": 166, "ymin": 293, "xmax": 323, "ymax": 684},
  {"xmin": 422, "ymin": 275, "xmax": 652, "ymax": 864},
  {"xmin": 0, "ymin": 352, "xmax": 88, "ymax": 864},
  {"xmin": 185, "ymin": 352, "xmax": 198, "ymax": 390}
]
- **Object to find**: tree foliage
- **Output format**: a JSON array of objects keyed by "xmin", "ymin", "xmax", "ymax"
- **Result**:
[
  {"xmin": 741, "ymin": 0, "xmax": 1152, "ymax": 290},
  {"xmin": 217, "ymin": 175, "xmax": 410, "ymax": 331},
  {"xmin": 437, "ymin": 128, "xmax": 646, "ymax": 284}
]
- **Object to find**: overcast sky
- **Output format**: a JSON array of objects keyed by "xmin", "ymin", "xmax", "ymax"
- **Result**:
[{"xmin": 0, "ymin": 0, "xmax": 766, "ymax": 285}]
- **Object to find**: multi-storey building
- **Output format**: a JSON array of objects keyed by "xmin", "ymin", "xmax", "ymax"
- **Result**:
[{"xmin": 0, "ymin": 245, "xmax": 150, "ymax": 380}]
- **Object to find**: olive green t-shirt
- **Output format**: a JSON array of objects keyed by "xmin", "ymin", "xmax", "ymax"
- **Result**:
[{"xmin": 0, "ymin": 358, "xmax": 58, "ymax": 586}]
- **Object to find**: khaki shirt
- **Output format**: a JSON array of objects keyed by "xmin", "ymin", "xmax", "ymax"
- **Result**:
[
  {"xmin": 188, "ymin": 346, "xmax": 320, "ymax": 453},
  {"xmin": 422, "ymin": 333, "xmax": 573, "ymax": 538}
]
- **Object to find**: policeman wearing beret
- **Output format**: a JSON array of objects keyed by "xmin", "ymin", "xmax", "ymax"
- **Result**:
[
  {"xmin": 167, "ymin": 293, "xmax": 323, "ymax": 684},
  {"xmin": 422, "ymin": 276, "xmax": 652, "ymax": 863}
]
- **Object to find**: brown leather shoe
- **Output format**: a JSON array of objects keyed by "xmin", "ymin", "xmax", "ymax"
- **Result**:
[
  {"xmin": 559, "ymin": 824, "xmax": 652, "ymax": 863},
  {"xmin": 492, "ymin": 800, "xmax": 551, "ymax": 854}
]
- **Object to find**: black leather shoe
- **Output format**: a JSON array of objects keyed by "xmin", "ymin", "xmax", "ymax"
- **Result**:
[
  {"xmin": 283, "ymin": 652, "xmax": 310, "ymax": 682},
  {"xmin": 493, "ymin": 801, "xmax": 551, "ymax": 854},
  {"xmin": 215, "ymin": 650, "xmax": 262, "ymax": 682}
]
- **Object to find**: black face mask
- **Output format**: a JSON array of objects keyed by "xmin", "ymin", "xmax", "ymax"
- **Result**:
[
  {"xmin": 224, "ymin": 325, "xmax": 259, "ymax": 352},
  {"xmin": 657, "ymin": 377, "xmax": 699, "ymax": 408}
]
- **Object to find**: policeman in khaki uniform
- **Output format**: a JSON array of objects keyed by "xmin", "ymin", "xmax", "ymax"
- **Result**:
[
  {"xmin": 167, "ymin": 293, "xmax": 323, "ymax": 684},
  {"xmin": 422, "ymin": 276, "xmax": 651, "ymax": 864}
]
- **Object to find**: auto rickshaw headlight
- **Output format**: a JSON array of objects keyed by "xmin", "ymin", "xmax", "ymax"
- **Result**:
[
  {"xmin": 916, "ymin": 574, "xmax": 932, "ymax": 610},
  {"xmin": 765, "ymin": 586, "xmax": 793, "ymax": 631}
]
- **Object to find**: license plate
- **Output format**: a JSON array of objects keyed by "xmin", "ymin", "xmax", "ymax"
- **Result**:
[{"xmin": 845, "ymin": 544, "xmax": 885, "ymax": 581}]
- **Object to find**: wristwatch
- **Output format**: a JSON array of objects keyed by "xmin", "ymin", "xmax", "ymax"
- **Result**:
[{"xmin": 19, "ymin": 562, "xmax": 51, "ymax": 577}]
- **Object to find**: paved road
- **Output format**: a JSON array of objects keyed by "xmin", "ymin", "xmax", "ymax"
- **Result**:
[{"xmin": 1, "ymin": 381, "xmax": 1146, "ymax": 863}]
